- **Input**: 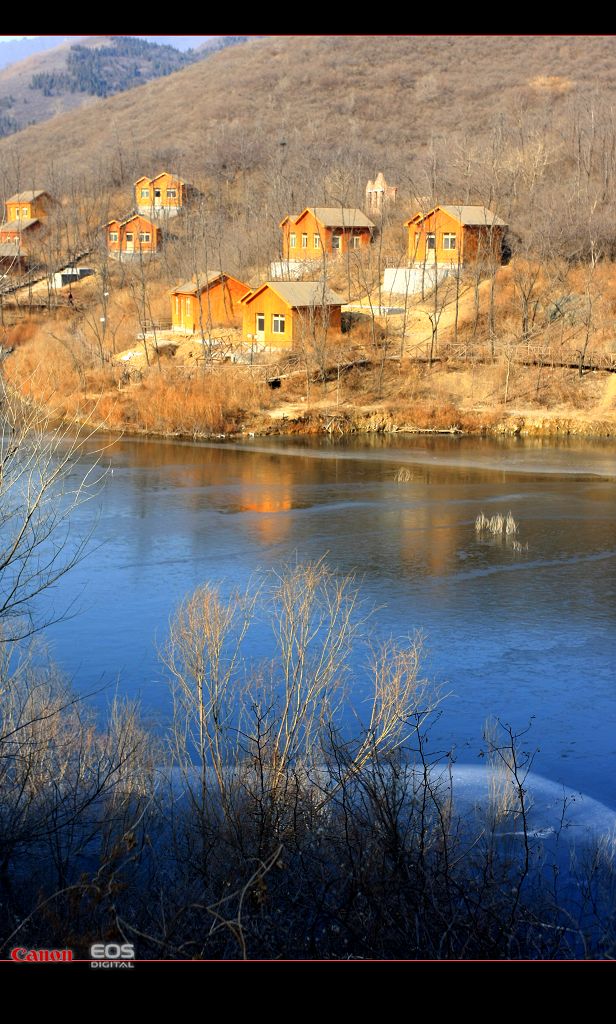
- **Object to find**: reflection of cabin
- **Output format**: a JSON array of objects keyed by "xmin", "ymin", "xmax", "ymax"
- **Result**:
[
  {"xmin": 106, "ymin": 215, "xmax": 160, "ymax": 257},
  {"xmin": 170, "ymin": 272, "xmax": 249, "ymax": 332},
  {"xmin": 280, "ymin": 208, "xmax": 374, "ymax": 260},
  {"xmin": 241, "ymin": 281, "xmax": 344, "ymax": 348},
  {"xmin": 0, "ymin": 190, "xmax": 51, "ymax": 255},
  {"xmin": 405, "ymin": 205, "xmax": 507, "ymax": 265},
  {"xmin": 135, "ymin": 172, "xmax": 195, "ymax": 216}
]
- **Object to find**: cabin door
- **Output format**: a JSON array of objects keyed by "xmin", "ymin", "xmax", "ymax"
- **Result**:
[
  {"xmin": 154, "ymin": 188, "xmax": 162, "ymax": 208},
  {"xmin": 255, "ymin": 313, "xmax": 265, "ymax": 342},
  {"xmin": 125, "ymin": 232, "xmax": 134, "ymax": 253}
]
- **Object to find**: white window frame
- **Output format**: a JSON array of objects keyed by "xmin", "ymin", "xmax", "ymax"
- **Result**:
[
  {"xmin": 125, "ymin": 232, "xmax": 134, "ymax": 242},
  {"xmin": 443, "ymin": 232, "xmax": 457, "ymax": 250},
  {"xmin": 139, "ymin": 232, "xmax": 151, "ymax": 243},
  {"xmin": 256, "ymin": 313, "xmax": 265, "ymax": 333},
  {"xmin": 351, "ymin": 235, "xmax": 360, "ymax": 250},
  {"xmin": 140, "ymin": 188, "xmax": 150, "ymax": 199},
  {"xmin": 272, "ymin": 314, "xmax": 286, "ymax": 334},
  {"xmin": 313, "ymin": 233, "xmax": 321, "ymax": 249},
  {"xmin": 289, "ymin": 232, "xmax": 297, "ymax": 248},
  {"xmin": 109, "ymin": 231, "xmax": 118, "ymax": 242},
  {"xmin": 301, "ymin": 233, "xmax": 308, "ymax": 249},
  {"xmin": 331, "ymin": 234, "xmax": 342, "ymax": 251},
  {"xmin": 166, "ymin": 189, "xmax": 177, "ymax": 199},
  {"xmin": 426, "ymin": 233, "xmax": 436, "ymax": 250}
]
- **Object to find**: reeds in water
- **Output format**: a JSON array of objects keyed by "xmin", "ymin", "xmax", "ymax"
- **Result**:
[
  {"xmin": 475, "ymin": 510, "xmax": 528, "ymax": 551},
  {"xmin": 475, "ymin": 510, "xmax": 518, "ymax": 536}
]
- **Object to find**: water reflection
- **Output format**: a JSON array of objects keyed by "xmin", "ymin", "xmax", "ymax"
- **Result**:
[{"xmin": 38, "ymin": 432, "xmax": 616, "ymax": 806}]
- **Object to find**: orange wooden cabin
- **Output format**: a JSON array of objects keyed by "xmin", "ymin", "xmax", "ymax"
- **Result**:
[
  {"xmin": 280, "ymin": 207, "xmax": 374, "ymax": 260},
  {"xmin": 241, "ymin": 281, "xmax": 344, "ymax": 348},
  {"xmin": 4, "ymin": 189, "xmax": 51, "ymax": 223},
  {"xmin": 135, "ymin": 172, "xmax": 194, "ymax": 216},
  {"xmin": 0, "ymin": 189, "xmax": 51, "ymax": 254},
  {"xmin": 170, "ymin": 272, "xmax": 249, "ymax": 332},
  {"xmin": 405, "ymin": 205, "xmax": 507, "ymax": 265},
  {"xmin": 106, "ymin": 215, "xmax": 160, "ymax": 257},
  {"xmin": 0, "ymin": 219, "xmax": 42, "ymax": 252}
]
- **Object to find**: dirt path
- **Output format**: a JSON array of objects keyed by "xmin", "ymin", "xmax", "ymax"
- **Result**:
[{"xmin": 347, "ymin": 277, "xmax": 494, "ymax": 354}]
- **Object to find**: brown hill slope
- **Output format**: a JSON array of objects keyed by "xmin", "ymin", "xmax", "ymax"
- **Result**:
[
  {"xmin": 0, "ymin": 34, "xmax": 611, "ymax": 189},
  {"xmin": 1, "ymin": 35, "xmax": 615, "ymax": 268}
]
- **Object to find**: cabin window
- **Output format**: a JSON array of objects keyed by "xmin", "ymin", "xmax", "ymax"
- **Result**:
[
  {"xmin": 272, "ymin": 314, "xmax": 286, "ymax": 334},
  {"xmin": 313, "ymin": 234, "xmax": 321, "ymax": 249},
  {"xmin": 332, "ymin": 234, "xmax": 342, "ymax": 250},
  {"xmin": 301, "ymin": 233, "xmax": 308, "ymax": 248},
  {"xmin": 125, "ymin": 233, "xmax": 133, "ymax": 242},
  {"xmin": 140, "ymin": 189, "xmax": 150, "ymax": 199},
  {"xmin": 139, "ymin": 232, "xmax": 151, "ymax": 243},
  {"xmin": 351, "ymin": 235, "xmax": 360, "ymax": 250},
  {"xmin": 289, "ymin": 232, "xmax": 296, "ymax": 248},
  {"xmin": 109, "ymin": 231, "xmax": 118, "ymax": 242},
  {"xmin": 443, "ymin": 233, "xmax": 457, "ymax": 250},
  {"xmin": 256, "ymin": 314, "xmax": 265, "ymax": 333},
  {"xmin": 426, "ymin": 233, "xmax": 436, "ymax": 250},
  {"xmin": 166, "ymin": 189, "xmax": 177, "ymax": 199},
  {"xmin": 22, "ymin": 207, "xmax": 28, "ymax": 217}
]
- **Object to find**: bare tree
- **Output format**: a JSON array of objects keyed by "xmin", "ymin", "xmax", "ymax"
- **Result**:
[{"xmin": 0, "ymin": 375, "xmax": 105, "ymax": 642}]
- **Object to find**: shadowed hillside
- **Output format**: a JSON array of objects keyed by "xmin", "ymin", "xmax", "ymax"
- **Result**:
[{"xmin": 0, "ymin": 35, "xmax": 248, "ymax": 139}]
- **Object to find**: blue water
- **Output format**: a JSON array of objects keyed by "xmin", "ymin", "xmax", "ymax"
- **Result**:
[{"xmin": 31, "ymin": 433, "xmax": 616, "ymax": 807}]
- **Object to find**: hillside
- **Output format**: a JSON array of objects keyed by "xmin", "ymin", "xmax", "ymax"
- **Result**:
[
  {"xmin": 0, "ymin": 35, "xmax": 613, "ymax": 232},
  {"xmin": 0, "ymin": 35, "xmax": 247, "ymax": 140},
  {"xmin": 1, "ymin": 35, "xmax": 616, "ymax": 444}
]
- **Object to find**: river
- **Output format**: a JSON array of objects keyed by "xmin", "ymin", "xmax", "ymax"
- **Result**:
[{"xmin": 35, "ymin": 432, "xmax": 616, "ymax": 808}]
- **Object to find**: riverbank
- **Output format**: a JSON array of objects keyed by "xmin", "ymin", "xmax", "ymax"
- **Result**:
[{"xmin": 5, "ymin": 328, "xmax": 616, "ymax": 442}]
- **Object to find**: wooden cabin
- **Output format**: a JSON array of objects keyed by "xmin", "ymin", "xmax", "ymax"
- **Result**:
[
  {"xmin": 0, "ymin": 243, "xmax": 28, "ymax": 274},
  {"xmin": 4, "ymin": 189, "xmax": 51, "ymax": 223},
  {"xmin": 135, "ymin": 172, "xmax": 194, "ymax": 216},
  {"xmin": 241, "ymin": 281, "xmax": 344, "ymax": 348},
  {"xmin": 0, "ymin": 218, "xmax": 42, "ymax": 252},
  {"xmin": 280, "ymin": 208, "xmax": 374, "ymax": 260},
  {"xmin": 106, "ymin": 215, "xmax": 160, "ymax": 257},
  {"xmin": 0, "ymin": 189, "xmax": 51, "ymax": 255},
  {"xmin": 170, "ymin": 272, "xmax": 249, "ymax": 333},
  {"xmin": 405, "ymin": 205, "xmax": 507, "ymax": 265}
]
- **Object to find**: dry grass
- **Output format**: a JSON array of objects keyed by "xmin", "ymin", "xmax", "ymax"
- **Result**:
[
  {"xmin": 127, "ymin": 367, "xmax": 272, "ymax": 435},
  {"xmin": 529, "ymin": 74, "xmax": 574, "ymax": 93},
  {"xmin": 3, "ymin": 317, "xmax": 272, "ymax": 436}
]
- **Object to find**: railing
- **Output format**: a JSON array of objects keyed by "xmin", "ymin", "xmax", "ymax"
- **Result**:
[{"xmin": 138, "ymin": 318, "xmax": 173, "ymax": 335}]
